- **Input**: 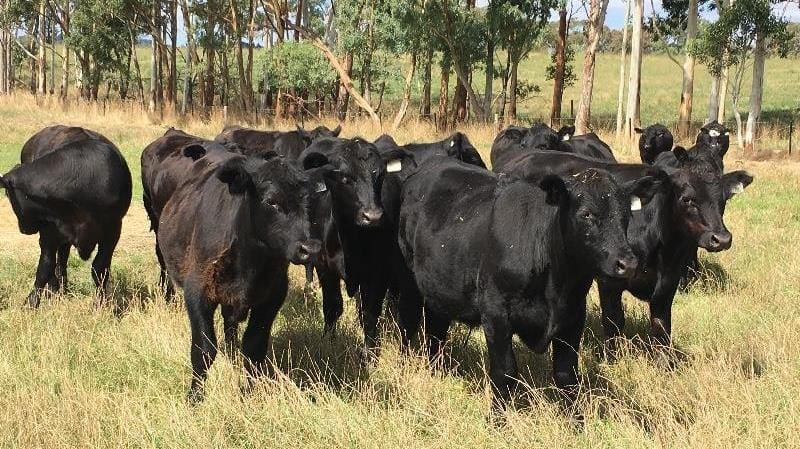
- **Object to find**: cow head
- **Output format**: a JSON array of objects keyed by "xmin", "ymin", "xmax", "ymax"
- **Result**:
[
  {"xmin": 445, "ymin": 132, "xmax": 486, "ymax": 168},
  {"xmin": 557, "ymin": 125, "xmax": 575, "ymax": 142},
  {"xmin": 297, "ymin": 124, "xmax": 343, "ymax": 145},
  {"xmin": 301, "ymin": 137, "xmax": 413, "ymax": 228},
  {"xmin": 216, "ymin": 155, "xmax": 321, "ymax": 264},
  {"xmin": 0, "ymin": 170, "xmax": 50, "ymax": 235},
  {"xmin": 658, "ymin": 148, "xmax": 753, "ymax": 252},
  {"xmin": 636, "ymin": 124, "xmax": 674, "ymax": 165},
  {"xmin": 540, "ymin": 169, "xmax": 661, "ymax": 278},
  {"xmin": 521, "ymin": 123, "xmax": 568, "ymax": 153},
  {"xmin": 696, "ymin": 121, "xmax": 731, "ymax": 159}
]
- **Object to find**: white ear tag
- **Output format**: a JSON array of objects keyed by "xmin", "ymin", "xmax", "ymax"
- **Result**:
[
  {"xmin": 630, "ymin": 196, "xmax": 642, "ymax": 211},
  {"xmin": 709, "ymin": 129, "xmax": 720, "ymax": 137},
  {"xmin": 450, "ymin": 140, "xmax": 456, "ymax": 147},
  {"xmin": 731, "ymin": 182, "xmax": 744, "ymax": 194},
  {"xmin": 386, "ymin": 159, "xmax": 402, "ymax": 173},
  {"xmin": 562, "ymin": 134, "xmax": 570, "ymax": 141},
  {"xmin": 315, "ymin": 182, "xmax": 327, "ymax": 193},
  {"xmin": 724, "ymin": 131, "xmax": 730, "ymax": 136}
]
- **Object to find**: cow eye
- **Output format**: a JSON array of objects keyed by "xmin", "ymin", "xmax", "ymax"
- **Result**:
[{"xmin": 583, "ymin": 212, "xmax": 597, "ymax": 222}]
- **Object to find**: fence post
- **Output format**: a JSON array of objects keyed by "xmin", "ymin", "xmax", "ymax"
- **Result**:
[
  {"xmin": 570, "ymin": 99, "xmax": 574, "ymax": 118},
  {"xmin": 790, "ymin": 122, "xmax": 793, "ymax": 156}
]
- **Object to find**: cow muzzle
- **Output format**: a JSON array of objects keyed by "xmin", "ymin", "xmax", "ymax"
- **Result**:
[
  {"xmin": 290, "ymin": 239, "xmax": 322, "ymax": 264},
  {"xmin": 357, "ymin": 207, "xmax": 384, "ymax": 227},
  {"xmin": 609, "ymin": 254, "xmax": 638, "ymax": 279},
  {"xmin": 701, "ymin": 231, "xmax": 732, "ymax": 252}
]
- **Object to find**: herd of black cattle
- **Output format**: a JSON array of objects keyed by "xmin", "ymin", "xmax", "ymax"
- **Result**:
[{"xmin": 0, "ymin": 120, "xmax": 753, "ymax": 410}]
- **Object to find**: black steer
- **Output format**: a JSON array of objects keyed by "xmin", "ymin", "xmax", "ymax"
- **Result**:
[
  {"xmin": 490, "ymin": 123, "xmax": 573, "ymax": 170},
  {"xmin": 158, "ymin": 150, "xmax": 321, "ymax": 402},
  {"xmin": 141, "ymin": 128, "xmax": 232, "ymax": 298},
  {"xmin": 216, "ymin": 124, "xmax": 342, "ymax": 159},
  {"xmin": 376, "ymin": 132, "xmax": 487, "ymax": 168},
  {"xmin": 568, "ymin": 132, "xmax": 617, "ymax": 161},
  {"xmin": 0, "ymin": 125, "xmax": 132, "ymax": 307},
  {"xmin": 396, "ymin": 157, "xmax": 659, "ymax": 407},
  {"xmin": 636, "ymin": 124, "xmax": 674, "ymax": 164}
]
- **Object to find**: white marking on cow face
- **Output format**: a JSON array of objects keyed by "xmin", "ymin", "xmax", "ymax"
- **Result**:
[
  {"xmin": 386, "ymin": 159, "xmax": 402, "ymax": 173},
  {"xmin": 315, "ymin": 182, "xmax": 327, "ymax": 193},
  {"xmin": 709, "ymin": 129, "xmax": 720, "ymax": 137},
  {"xmin": 630, "ymin": 196, "xmax": 642, "ymax": 211}
]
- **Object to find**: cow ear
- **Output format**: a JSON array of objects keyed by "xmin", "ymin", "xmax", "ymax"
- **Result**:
[
  {"xmin": 0, "ymin": 175, "xmax": 6, "ymax": 189},
  {"xmin": 183, "ymin": 144, "xmax": 207, "ymax": 161},
  {"xmin": 331, "ymin": 124, "xmax": 342, "ymax": 137},
  {"xmin": 217, "ymin": 159, "xmax": 253, "ymax": 195},
  {"xmin": 382, "ymin": 148, "xmax": 416, "ymax": 173},
  {"xmin": 623, "ymin": 175, "xmax": 663, "ymax": 208},
  {"xmin": 539, "ymin": 174, "xmax": 568, "ymax": 206},
  {"xmin": 302, "ymin": 151, "xmax": 330, "ymax": 170},
  {"xmin": 634, "ymin": 127, "xmax": 644, "ymax": 134},
  {"xmin": 448, "ymin": 132, "xmax": 463, "ymax": 151},
  {"xmin": 673, "ymin": 146, "xmax": 689, "ymax": 162},
  {"xmin": 723, "ymin": 170, "xmax": 753, "ymax": 200}
]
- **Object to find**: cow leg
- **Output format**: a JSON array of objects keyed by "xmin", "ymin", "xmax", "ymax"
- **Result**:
[
  {"xmin": 359, "ymin": 275, "xmax": 388, "ymax": 364},
  {"xmin": 155, "ymin": 236, "xmax": 175, "ymax": 301},
  {"xmin": 185, "ymin": 293, "xmax": 219, "ymax": 404},
  {"xmin": 482, "ymin": 313, "xmax": 517, "ymax": 410},
  {"xmin": 318, "ymin": 268, "xmax": 343, "ymax": 336},
  {"xmin": 91, "ymin": 222, "xmax": 122, "ymax": 302},
  {"xmin": 52, "ymin": 243, "xmax": 71, "ymax": 293},
  {"xmin": 423, "ymin": 308, "xmax": 450, "ymax": 366},
  {"xmin": 27, "ymin": 230, "xmax": 60, "ymax": 308},
  {"xmin": 395, "ymin": 267, "xmax": 423, "ymax": 351},
  {"xmin": 649, "ymin": 300, "xmax": 674, "ymax": 347},
  {"xmin": 551, "ymin": 307, "xmax": 586, "ymax": 407},
  {"xmin": 241, "ymin": 276, "xmax": 288, "ymax": 392},
  {"xmin": 303, "ymin": 264, "xmax": 315, "ymax": 299},
  {"xmin": 598, "ymin": 282, "xmax": 625, "ymax": 345},
  {"xmin": 221, "ymin": 304, "xmax": 241, "ymax": 357}
]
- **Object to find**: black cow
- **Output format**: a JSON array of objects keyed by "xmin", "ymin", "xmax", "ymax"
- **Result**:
[
  {"xmin": 0, "ymin": 125, "xmax": 132, "ymax": 307},
  {"xmin": 376, "ymin": 132, "xmax": 487, "ymax": 168},
  {"xmin": 490, "ymin": 123, "xmax": 574, "ymax": 170},
  {"xmin": 496, "ymin": 149, "xmax": 753, "ymax": 346},
  {"xmin": 300, "ymin": 137, "xmax": 415, "ymax": 352},
  {"xmin": 695, "ymin": 120, "xmax": 731, "ymax": 160},
  {"xmin": 396, "ymin": 157, "xmax": 660, "ymax": 407},
  {"xmin": 568, "ymin": 132, "xmax": 616, "ymax": 161},
  {"xmin": 158, "ymin": 150, "xmax": 322, "ymax": 402},
  {"xmin": 141, "ymin": 128, "xmax": 232, "ymax": 298},
  {"xmin": 216, "ymin": 124, "xmax": 342, "ymax": 159},
  {"xmin": 636, "ymin": 124, "xmax": 674, "ymax": 164}
]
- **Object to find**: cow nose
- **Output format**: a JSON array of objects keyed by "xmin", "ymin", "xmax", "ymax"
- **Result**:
[
  {"xmin": 293, "ymin": 240, "xmax": 321, "ymax": 264},
  {"xmin": 614, "ymin": 256, "xmax": 638, "ymax": 278},
  {"xmin": 358, "ymin": 208, "xmax": 384, "ymax": 226},
  {"xmin": 708, "ymin": 232, "xmax": 732, "ymax": 251}
]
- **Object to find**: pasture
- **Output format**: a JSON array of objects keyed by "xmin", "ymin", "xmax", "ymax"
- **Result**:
[{"xmin": 0, "ymin": 93, "xmax": 799, "ymax": 447}]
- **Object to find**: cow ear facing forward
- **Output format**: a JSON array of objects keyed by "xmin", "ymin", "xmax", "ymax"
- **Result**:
[
  {"xmin": 622, "ymin": 175, "xmax": 663, "ymax": 208},
  {"xmin": 634, "ymin": 127, "xmax": 644, "ymax": 134},
  {"xmin": 183, "ymin": 144, "xmax": 207, "ymax": 161},
  {"xmin": 723, "ymin": 170, "xmax": 753, "ymax": 200},
  {"xmin": 539, "ymin": 174, "xmax": 568, "ymax": 206},
  {"xmin": 217, "ymin": 158, "xmax": 254, "ymax": 195},
  {"xmin": 673, "ymin": 146, "xmax": 689, "ymax": 163},
  {"xmin": 558, "ymin": 125, "xmax": 575, "ymax": 141},
  {"xmin": 302, "ymin": 152, "xmax": 330, "ymax": 170},
  {"xmin": 0, "ymin": 175, "xmax": 7, "ymax": 190},
  {"xmin": 331, "ymin": 124, "xmax": 342, "ymax": 137}
]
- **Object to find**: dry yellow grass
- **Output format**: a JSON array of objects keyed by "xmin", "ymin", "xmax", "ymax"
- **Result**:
[{"xmin": 0, "ymin": 94, "xmax": 799, "ymax": 447}]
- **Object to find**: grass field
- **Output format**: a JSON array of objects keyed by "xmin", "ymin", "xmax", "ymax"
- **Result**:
[{"xmin": 0, "ymin": 93, "xmax": 799, "ymax": 447}]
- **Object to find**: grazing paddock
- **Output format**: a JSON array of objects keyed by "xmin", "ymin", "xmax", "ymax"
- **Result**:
[{"xmin": 0, "ymin": 94, "xmax": 799, "ymax": 447}]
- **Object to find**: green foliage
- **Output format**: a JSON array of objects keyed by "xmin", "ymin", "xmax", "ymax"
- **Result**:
[
  {"xmin": 545, "ymin": 43, "xmax": 577, "ymax": 88},
  {"xmin": 257, "ymin": 41, "xmax": 336, "ymax": 95}
]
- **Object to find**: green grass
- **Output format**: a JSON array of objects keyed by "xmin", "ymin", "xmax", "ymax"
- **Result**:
[{"xmin": 0, "ymin": 93, "xmax": 799, "ymax": 447}]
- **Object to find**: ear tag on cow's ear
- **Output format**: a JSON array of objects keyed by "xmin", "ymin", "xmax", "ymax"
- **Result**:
[
  {"xmin": 386, "ymin": 159, "xmax": 402, "ymax": 173},
  {"xmin": 562, "ymin": 134, "xmax": 570, "ymax": 141},
  {"xmin": 630, "ymin": 196, "xmax": 642, "ymax": 211},
  {"xmin": 709, "ymin": 129, "xmax": 720, "ymax": 137},
  {"xmin": 731, "ymin": 182, "xmax": 744, "ymax": 194},
  {"xmin": 724, "ymin": 131, "xmax": 730, "ymax": 136},
  {"xmin": 315, "ymin": 182, "xmax": 327, "ymax": 193},
  {"xmin": 450, "ymin": 140, "xmax": 455, "ymax": 147}
]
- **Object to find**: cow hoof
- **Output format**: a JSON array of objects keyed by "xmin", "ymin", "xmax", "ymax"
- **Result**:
[
  {"xmin": 26, "ymin": 291, "xmax": 42, "ymax": 308},
  {"xmin": 323, "ymin": 323, "xmax": 337, "ymax": 339}
]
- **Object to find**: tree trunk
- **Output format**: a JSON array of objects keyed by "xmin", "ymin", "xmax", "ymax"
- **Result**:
[
  {"xmin": 624, "ymin": 0, "xmax": 643, "ymax": 141},
  {"xmin": 574, "ymin": 0, "xmax": 610, "ymax": 134},
  {"xmin": 202, "ymin": 12, "xmax": 216, "ymax": 113},
  {"xmin": 246, "ymin": 0, "xmax": 256, "ymax": 110},
  {"xmin": 717, "ymin": 66, "xmax": 728, "ymax": 122},
  {"xmin": 168, "ymin": 0, "xmax": 177, "ymax": 110},
  {"xmin": 708, "ymin": 75, "xmax": 720, "ymax": 123},
  {"xmin": 391, "ymin": 53, "xmax": 416, "ymax": 130},
  {"xmin": 229, "ymin": 0, "xmax": 250, "ymax": 112},
  {"xmin": 508, "ymin": 60, "xmax": 519, "ymax": 121},
  {"xmin": 37, "ymin": 0, "xmax": 46, "ymax": 95},
  {"xmin": 614, "ymin": 0, "xmax": 630, "ymax": 140},
  {"xmin": 335, "ymin": 52, "xmax": 353, "ymax": 121},
  {"xmin": 437, "ymin": 62, "xmax": 450, "ymax": 130},
  {"xmin": 180, "ymin": 0, "xmax": 196, "ymax": 114},
  {"xmin": 451, "ymin": 69, "xmax": 467, "ymax": 125},
  {"xmin": 484, "ymin": 30, "xmax": 493, "ymax": 121},
  {"xmin": 420, "ymin": 49, "xmax": 432, "ymax": 117},
  {"xmin": 550, "ymin": 5, "xmax": 568, "ymax": 127},
  {"xmin": 149, "ymin": 0, "xmax": 160, "ymax": 113},
  {"xmin": 294, "ymin": 0, "xmax": 303, "ymax": 41},
  {"xmin": 744, "ymin": 31, "xmax": 765, "ymax": 153},
  {"xmin": 0, "ymin": 26, "xmax": 6, "ymax": 94},
  {"xmin": 677, "ymin": 0, "xmax": 698, "ymax": 136}
]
